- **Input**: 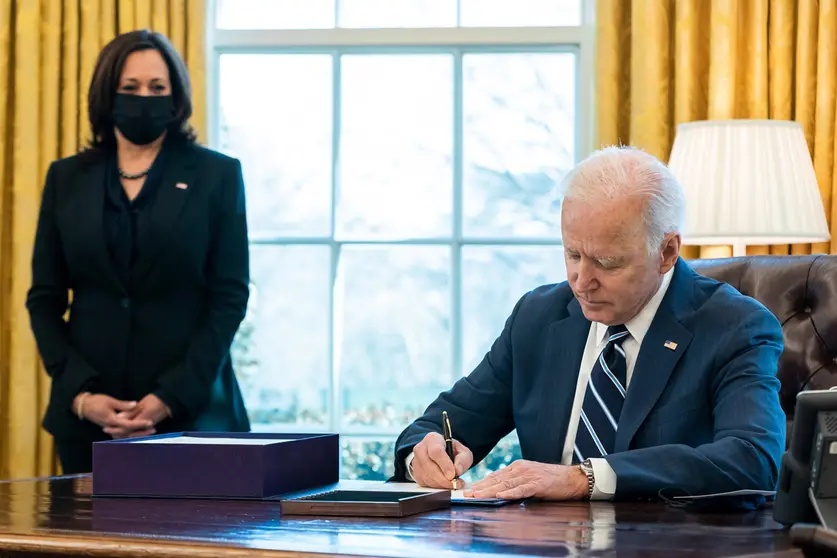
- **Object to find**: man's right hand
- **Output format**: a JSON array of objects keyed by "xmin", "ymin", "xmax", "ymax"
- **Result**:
[
  {"xmin": 75, "ymin": 394, "xmax": 155, "ymax": 438},
  {"xmin": 411, "ymin": 432, "xmax": 474, "ymax": 489}
]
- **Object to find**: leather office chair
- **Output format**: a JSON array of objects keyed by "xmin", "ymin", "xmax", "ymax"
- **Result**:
[{"xmin": 688, "ymin": 254, "xmax": 837, "ymax": 437}]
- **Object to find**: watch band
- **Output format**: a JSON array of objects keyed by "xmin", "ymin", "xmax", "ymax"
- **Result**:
[{"xmin": 579, "ymin": 459, "xmax": 595, "ymax": 499}]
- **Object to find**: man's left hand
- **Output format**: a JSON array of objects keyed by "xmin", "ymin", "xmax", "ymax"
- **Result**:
[
  {"xmin": 464, "ymin": 460, "xmax": 589, "ymax": 501},
  {"xmin": 105, "ymin": 394, "xmax": 171, "ymax": 438}
]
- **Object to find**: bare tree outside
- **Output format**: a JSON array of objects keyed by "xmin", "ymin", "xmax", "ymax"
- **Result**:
[{"xmin": 222, "ymin": 50, "xmax": 575, "ymax": 480}]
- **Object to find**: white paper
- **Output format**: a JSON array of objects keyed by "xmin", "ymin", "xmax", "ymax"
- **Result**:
[
  {"xmin": 671, "ymin": 489, "xmax": 775, "ymax": 500},
  {"xmin": 363, "ymin": 482, "xmax": 508, "ymax": 503},
  {"xmin": 132, "ymin": 436, "xmax": 289, "ymax": 445}
]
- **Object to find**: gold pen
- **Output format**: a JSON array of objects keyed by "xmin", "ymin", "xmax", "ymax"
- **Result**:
[{"xmin": 442, "ymin": 411, "xmax": 458, "ymax": 490}]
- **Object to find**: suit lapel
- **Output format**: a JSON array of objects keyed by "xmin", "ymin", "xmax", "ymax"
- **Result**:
[
  {"xmin": 130, "ymin": 144, "xmax": 198, "ymax": 288},
  {"xmin": 537, "ymin": 297, "xmax": 590, "ymax": 464},
  {"xmin": 75, "ymin": 156, "xmax": 125, "ymax": 294},
  {"xmin": 615, "ymin": 259, "xmax": 695, "ymax": 452}
]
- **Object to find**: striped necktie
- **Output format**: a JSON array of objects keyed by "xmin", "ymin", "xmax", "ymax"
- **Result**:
[{"xmin": 573, "ymin": 324, "xmax": 630, "ymax": 463}]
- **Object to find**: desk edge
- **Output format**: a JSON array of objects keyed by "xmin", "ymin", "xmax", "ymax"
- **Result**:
[{"xmin": 0, "ymin": 532, "xmax": 363, "ymax": 558}]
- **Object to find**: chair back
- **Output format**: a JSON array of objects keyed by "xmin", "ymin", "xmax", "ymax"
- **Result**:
[{"xmin": 688, "ymin": 255, "xmax": 837, "ymax": 425}]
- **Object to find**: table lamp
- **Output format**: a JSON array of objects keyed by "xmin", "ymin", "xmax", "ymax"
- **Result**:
[{"xmin": 666, "ymin": 119, "xmax": 830, "ymax": 257}]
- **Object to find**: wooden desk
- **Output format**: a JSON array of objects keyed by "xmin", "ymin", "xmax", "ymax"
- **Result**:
[{"xmin": 0, "ymin": 475, "xmax": 801, "ymax": 557}]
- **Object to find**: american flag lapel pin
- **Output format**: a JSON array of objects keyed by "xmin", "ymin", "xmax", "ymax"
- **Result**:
[
  {"xmin": 664, "ymin": 340, "xmax": 678, "ymax": 351},
  {"xmin": 175, "ymin": 182, "xmax": 188, "ymax": 190}
]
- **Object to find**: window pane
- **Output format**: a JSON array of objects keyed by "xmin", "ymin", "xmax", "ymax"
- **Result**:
[
  {"xmin": 337, "ymin": 246, "xmax": 451, "ymax": 428},
  {"xmin": 459, "ymin": 0, "xmax": 582, "ymax": 27},
  {"xmin": 338, "ymin": 0, "xmax": 456, "ymax": 28},
  {"xmin": 338, "ymin": 55, "xmax": 453, "ymax": 239},
  {"xmin": 216, "ymin": 0, "xmax": 335, "ymax": 29},
  {"xmin": 233, "ymin": 246, "xmax": 332, "ymax": 426},
  {"xmin": 340, "ymin": 435, "xmax": 522, "ymax": 482},
  {"xmin": 341, "ymin": 438, "xmax": 395, "ymax": 480},
  {"xmin": 462, "ymin": 53, "xmax": 576, "ymax": 238},
  {"xmin": 461, "ymin": 246, "xmax": 566, "ymax": 375},
  {"xmin": 339, "ymin": 436, "xmax": 520, "ymax": 481},
  {"xmin": 460, "ymin": 434, "xmax": 522, "ymax": 483},
  {"xmin": 219, "ymin": 55, "xmax": 332, "ymax": 238}
]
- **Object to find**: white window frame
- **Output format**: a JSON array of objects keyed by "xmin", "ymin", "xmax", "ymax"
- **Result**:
[{"xmin": 205, "ymin": 0, "xmax": 597, "ymax": 441}]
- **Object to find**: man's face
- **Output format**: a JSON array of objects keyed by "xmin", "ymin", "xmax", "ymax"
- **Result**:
[{"xmin": 561, "ymin": 196, "xmax": 680, "ymax": 325}]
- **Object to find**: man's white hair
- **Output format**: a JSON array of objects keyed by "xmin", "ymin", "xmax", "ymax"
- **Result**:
[{"xmin": 560, "ymin": 146, "xmax": 686, "ymax": 252}]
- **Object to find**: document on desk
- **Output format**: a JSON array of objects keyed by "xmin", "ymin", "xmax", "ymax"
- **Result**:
[{"xmin": 382, "ymin": 482, "xmax": 516, "ymax": 506}]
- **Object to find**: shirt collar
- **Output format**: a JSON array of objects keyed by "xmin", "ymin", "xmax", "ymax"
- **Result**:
[{"xmin": 595, "ymin": 266, "xmax": 675, "ymax": 347}]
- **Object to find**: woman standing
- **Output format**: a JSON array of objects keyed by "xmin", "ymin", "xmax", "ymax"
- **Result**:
[{"xmin": 27, "ymin": 30, "xmax": 251, "ymax": 474}]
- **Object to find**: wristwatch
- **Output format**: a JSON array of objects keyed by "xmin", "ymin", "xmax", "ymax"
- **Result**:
[{"xmin": 578, "ymin": 458, "xmax": 595, "ymax": 499}]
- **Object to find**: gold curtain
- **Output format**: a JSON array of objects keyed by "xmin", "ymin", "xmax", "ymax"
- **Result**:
[
  {"xmin": 0, "ymin": 0, "xmax": 206, "ymax": 481},
  {"xmin": 596, "ymin": 0, "xmax": 837, "ymax": 258}
]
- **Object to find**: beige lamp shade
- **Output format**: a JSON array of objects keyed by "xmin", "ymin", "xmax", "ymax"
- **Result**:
[{"xmin": 667, "ymin": 119, "xmax": 830, "ymax": 256}]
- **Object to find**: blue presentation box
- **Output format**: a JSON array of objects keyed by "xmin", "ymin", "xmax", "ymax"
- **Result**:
[{"xmin": 91, "ymin": 432, "xmax": 339, "ymax": 499}]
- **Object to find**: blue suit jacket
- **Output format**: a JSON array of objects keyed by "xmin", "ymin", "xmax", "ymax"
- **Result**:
[{"xmin": 393, "ymin": 258, "xmax": 786, "ymax": 503}]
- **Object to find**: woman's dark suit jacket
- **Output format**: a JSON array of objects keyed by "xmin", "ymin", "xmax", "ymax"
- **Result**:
[{"xmin": 26, "ymin": 140, "xmax": 251, "ymax": 441}]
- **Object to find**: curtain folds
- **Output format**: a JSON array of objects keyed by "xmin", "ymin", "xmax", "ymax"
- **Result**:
[
  {"xmin": 0, "ymin": 0, "xmax": 206, "ymax": 481},
  {"xmin": 596, "ymin": 0, "xmax": 837, "ymax": 259}
]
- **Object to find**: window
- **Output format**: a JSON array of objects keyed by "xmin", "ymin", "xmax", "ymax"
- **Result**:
[{"xmin": 209, "ymin": 0, "xmax": 594, "ymax": 481}]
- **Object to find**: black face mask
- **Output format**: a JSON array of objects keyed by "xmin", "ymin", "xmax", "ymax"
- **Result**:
[{"xmin": 112, "ymin": 93, "xmax": 175, "ymax": 146}]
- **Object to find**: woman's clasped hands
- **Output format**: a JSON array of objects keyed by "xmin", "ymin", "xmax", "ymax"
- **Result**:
[{"xmin": 73, "ymin": 392, "xmax": 171, "ymax": 439}]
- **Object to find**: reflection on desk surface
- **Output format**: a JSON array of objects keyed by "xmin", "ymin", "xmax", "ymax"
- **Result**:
[{"xmin": 0, "ymin": 476, "xmax": 800, "ymax": 558}]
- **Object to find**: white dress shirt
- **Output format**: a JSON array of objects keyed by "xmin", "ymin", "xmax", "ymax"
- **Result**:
[
  {"xmin": 568, "ymin": 267, "xmax": 673, "ymax": 498},
  {"xmin": 406, "ymin": 268, "xmax": 674, "ymax": 499}
]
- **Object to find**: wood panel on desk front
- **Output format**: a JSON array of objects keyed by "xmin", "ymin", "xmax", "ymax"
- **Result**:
[{"xmin": 0, "ymin": 476, "xmax": 801, "ymax": 557}]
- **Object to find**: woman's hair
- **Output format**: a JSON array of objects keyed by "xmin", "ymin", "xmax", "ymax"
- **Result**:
[{"xmin": 87, "ymin": 29, "xmax": 196, "ymax": 150}]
